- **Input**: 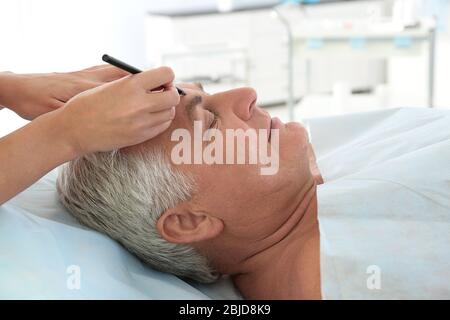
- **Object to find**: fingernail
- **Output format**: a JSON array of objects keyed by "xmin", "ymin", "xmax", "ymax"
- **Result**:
[{"xmin": 170, "ymin": 107, "xmax": 176, "ymax": 119}]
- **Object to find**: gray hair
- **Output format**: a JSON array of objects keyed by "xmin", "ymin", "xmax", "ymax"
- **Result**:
[{"xmin": 57, "ymin": 146, "xmax": 219, "ymax": 283}]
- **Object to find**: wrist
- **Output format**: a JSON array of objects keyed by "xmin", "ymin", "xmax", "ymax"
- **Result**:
[
  {"xmin": 0, "ymin": 72, "xmax": 22, "ymax": 110},
  {"xmin": 0, "ymin": 72, "xmax": 11, "ymax": 108},
  {"xmin": 40, "ymin": 109, "xmax": 82, "ymax": 162}
]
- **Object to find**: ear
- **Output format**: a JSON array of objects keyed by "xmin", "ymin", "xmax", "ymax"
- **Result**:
[{"xmin": 157, "ymin": 208, "xmax": 224, "ymax": 244}]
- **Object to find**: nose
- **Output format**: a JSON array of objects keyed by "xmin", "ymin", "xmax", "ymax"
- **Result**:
[{"xmin": 213, "ymin": 87, "xmax": 257, "ymax": 121}]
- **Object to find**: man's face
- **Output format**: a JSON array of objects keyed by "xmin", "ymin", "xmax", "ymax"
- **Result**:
[{"xmin": 147, "ymin": 83, "xmax": 313, "ymax": 241}]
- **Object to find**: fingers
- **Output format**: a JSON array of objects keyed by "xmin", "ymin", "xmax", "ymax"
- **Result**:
[
  {"xmin": 83, "ymin": 65, "xmax": 129, "ymax": 82},
  {"xmin": 140, "ymin": 87, "xmax": 180, "ymax": 113},
  {"xmin": 50, "ymin": 99, "xmax": 65, "ymax": 110},
  {"xmin": 133, "ymin": 109, "xmax": 175, "ymax": 141},
  {"xmin": 133, "ymin": 66, "xmax": 175, "ymax": 91},
  {"xmin": 142, "ymin": 120, "xmax": 173, "ymax": 140},
  {"xmin": 73, "ymin": 80, "xmax": 103, "ymax": 94},
  {"xmin": 82, "ymin": 64, "xmax": 109, "ymax": 72},
  {"xmin": 142, "ymin": 107, "xmax": 176, "ymax": 128}
]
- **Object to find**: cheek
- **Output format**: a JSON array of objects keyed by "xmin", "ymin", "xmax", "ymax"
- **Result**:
[
  {"xmin": 194, "ymin": 165, "xmax": 271, "ymax": 212},
  {"xmin": 196, "ymin": 165, "xmax": 262, "ymax": 201},
  {"xmin": 194, "ymin": 166, "xmax": 292, "ymax": 237}
]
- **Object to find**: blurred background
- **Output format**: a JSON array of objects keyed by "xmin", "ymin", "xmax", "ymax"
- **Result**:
[{"xmin": 1, "ymin": 0, "xmax": 449, "ymax": 135}]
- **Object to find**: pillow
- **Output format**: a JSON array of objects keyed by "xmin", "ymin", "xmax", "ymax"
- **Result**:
[{"xmin": 0, "ymin": 169, "xmax": 242, "ymax": 299}]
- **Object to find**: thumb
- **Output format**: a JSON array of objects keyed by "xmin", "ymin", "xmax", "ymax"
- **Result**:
[
  {"xmin": 83, "ymin": 65, "xmax": 129, "ymax": 82},
  {"xmin": 143, "ymin": 120, "xmax": 173, "ymax": 141}
]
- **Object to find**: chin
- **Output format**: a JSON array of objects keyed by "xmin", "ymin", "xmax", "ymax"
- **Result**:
[
  {"xmin": 283, "ymin": 122, "xmax": 310, "ymax": 150},
  {"xmin": 288, "ymin": 122, "xmax": 310, "ymax": 139},
  {"xmin": 277, "ymin": 126, "xmax": 309, "ymax": 172}
]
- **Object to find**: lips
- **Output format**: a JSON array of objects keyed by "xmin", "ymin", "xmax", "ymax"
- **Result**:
[
  {"xmin": 249, "ymin": 98, "xmax": 257, "ymax": 112},
  {"xmin": 271, "ymin": 117, "xmax": 283, "ymax": 129},
  {"xmin": 268, "ymin": 117, "xmax": 284, "ymax": 142}
]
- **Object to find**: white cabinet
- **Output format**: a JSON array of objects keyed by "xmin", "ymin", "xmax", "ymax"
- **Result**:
[
  {"xmin": 146, "ymin": 9, "xmax": 293, "ymax": 105},
  {"xmin": 145, "ymin": 5, "xmax": 387, "ymax": 106}
]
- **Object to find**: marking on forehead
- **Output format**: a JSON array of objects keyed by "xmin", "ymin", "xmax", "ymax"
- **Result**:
[{"xmin": 186, "ymin": 95, "xmax": 203, "ymax": 121}]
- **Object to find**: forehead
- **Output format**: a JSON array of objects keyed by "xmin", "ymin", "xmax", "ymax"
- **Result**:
[{"xmin": 179, "ymin": 82, "xmax": 204, "ymax": 92}]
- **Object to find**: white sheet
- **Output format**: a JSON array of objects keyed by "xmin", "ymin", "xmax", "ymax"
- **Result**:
[
  {"xmin": 305, "ymin": 107, "xmax": 450, "ymax": 299},
  {"xmin": 1, "ymin": 106, "xmax": 448, "ymax": 299}
]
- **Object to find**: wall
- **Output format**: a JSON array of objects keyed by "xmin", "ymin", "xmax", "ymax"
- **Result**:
[
  {"xmin": 388, "ymin": 0, "xmax": 450, "ymax": 108},
  {"xmin": 434, "ymin": 1, "xmax": 450, "ymax": 108},
  {"xmin": 0, "ymin": 0, "xmax": 448, "ymax": 107},
  {"xmin": 0, "ymin": 0, "xmax": 147, "ymax": 72},
  {"xmin": 0, "ymin": 0, "xmax": 276, "ymax": 72}
]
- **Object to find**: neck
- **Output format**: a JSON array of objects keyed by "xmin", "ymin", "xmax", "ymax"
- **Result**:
[{"xmin": 231, "ymin": 178, "xmax": 320, "ymax": 299}]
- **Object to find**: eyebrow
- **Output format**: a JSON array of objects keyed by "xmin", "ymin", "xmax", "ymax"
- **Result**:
[
  {"xmin": 194, "ymin": 82, "xmax": 204, "ymax": 91},
  {"xmin": 185, "ymin": 95, "xmax": 203, "ymax": 122}
]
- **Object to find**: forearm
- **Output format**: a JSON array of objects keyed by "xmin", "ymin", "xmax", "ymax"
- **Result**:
[
  {"xmin": 0, "ymin": 72, "xmax": 17, "ymax": 109},
  {"xmin": 0, "ymin": 110, "xmax": 78, "ymax": 205},
  {"xmin": 0, "ymin": 73, "xmax": 7, "ymax": 109}
]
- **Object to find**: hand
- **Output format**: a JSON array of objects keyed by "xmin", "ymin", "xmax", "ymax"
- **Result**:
[
  {"xmin": 55, "ymin": 66, "xmax": 180, "ymax": 155},
  {"xmin": 0, "ymin": 65, "xmax": 128, "ymax": 120}
]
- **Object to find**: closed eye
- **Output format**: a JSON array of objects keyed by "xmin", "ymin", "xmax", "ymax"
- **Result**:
[{"xmin": 207, "ymin": 109, "xmax": 219, "ymax": 129}]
